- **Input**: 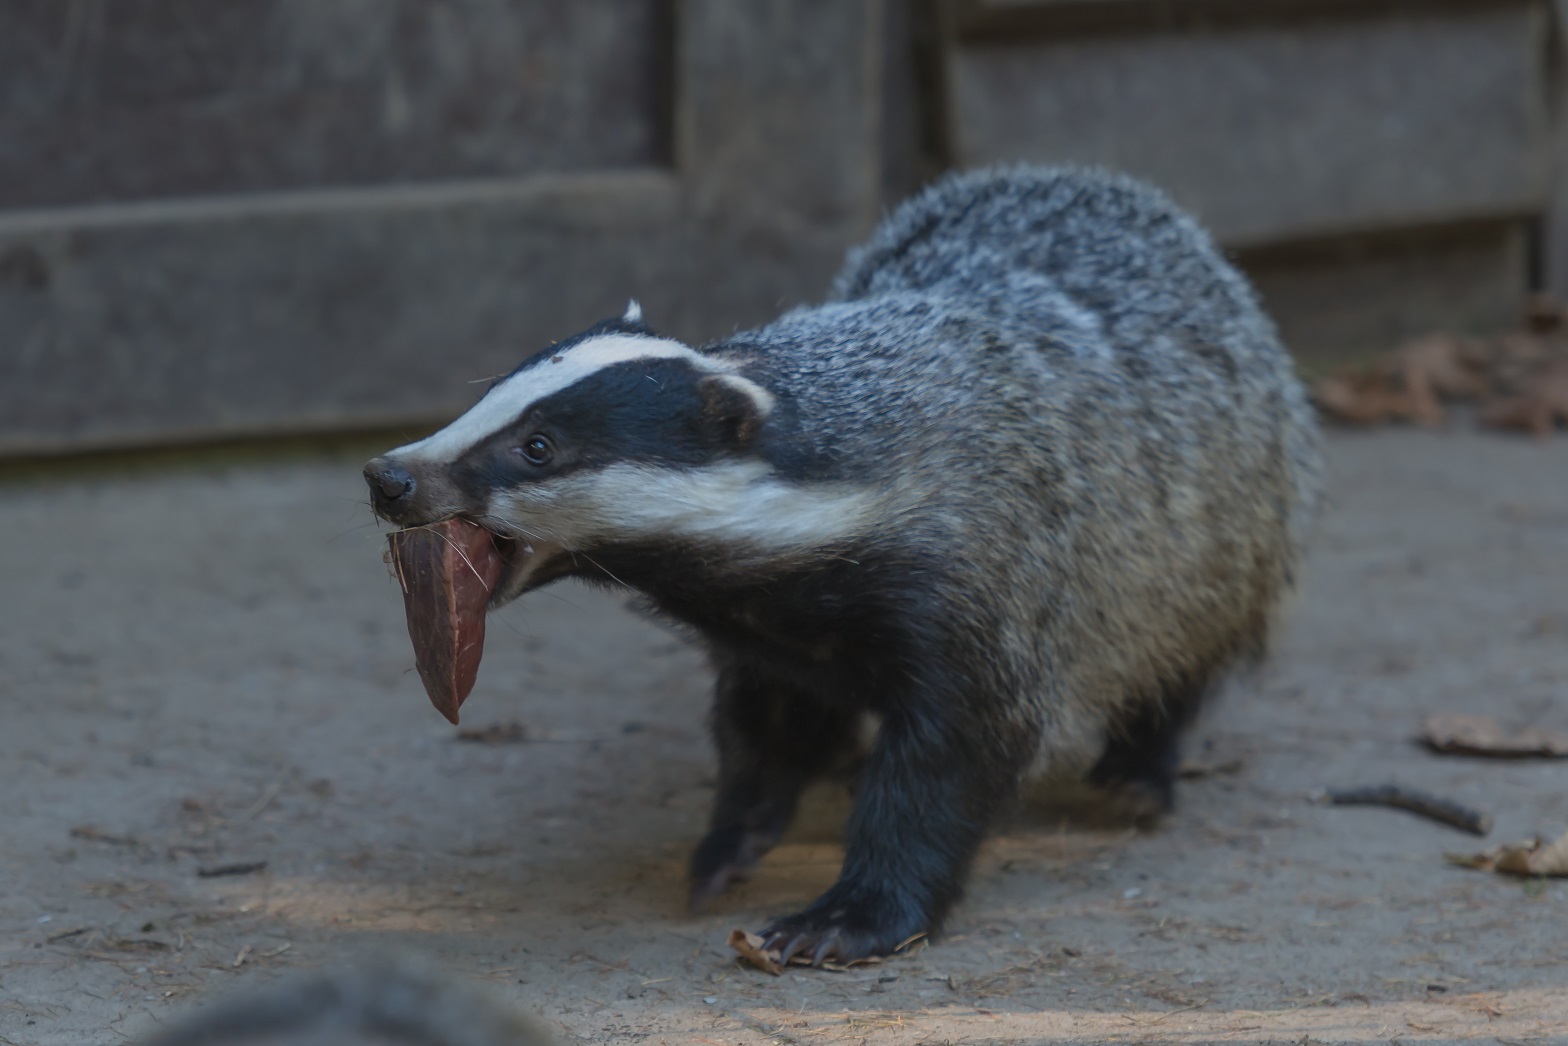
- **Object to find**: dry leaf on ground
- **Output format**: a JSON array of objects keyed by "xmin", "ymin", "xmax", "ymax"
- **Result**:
[
  {"xmin": 726, "ymin": 929, "xmax": 896, "ymax": 974},
  {"xmin": 1480, "ymin": 359, "xmax": 1568, "ymax": 438},
  {"xmin": 1313, "ymin": 296, "xmax": 1568, "ymax": 433},
  {"xmin": 1447, "ymin": 831, "xmax": 1568, "ymax": 876},
  {"xmin": 1421, "ymin": 714, "xmax": 1568, "ymax": 758},
  {"xmin": 1385, "ymin": 333, "xmax": 1491, "ymax": 423},
  {"xmin": 728, "ymin": 930, "xmax": 784, "ymax": 975},
  {"xmin": 1312, "ymin": 371, "xmax": 1428, "ymax": 426}
]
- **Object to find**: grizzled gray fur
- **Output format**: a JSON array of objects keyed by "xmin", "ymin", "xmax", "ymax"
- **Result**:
[
  {"xmin": 725, "ymin": 163, "xmax": 1321, "ymax": 767},
  {"xmin": 364, "ymin": 164, "xmax": 1320, "ymax": 964}
]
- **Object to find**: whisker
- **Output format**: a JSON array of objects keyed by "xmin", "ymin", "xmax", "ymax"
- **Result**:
[
  {"xmin": 327, "ymin": 521, "xmax": 383, "ymax": 543},
  {"xmin": 388, "ymin": 540, "xmax": 409, "ymax": 593},
  {"xmin": 577, "ymin": 551, "xmax": 631, "ymax": 590}
]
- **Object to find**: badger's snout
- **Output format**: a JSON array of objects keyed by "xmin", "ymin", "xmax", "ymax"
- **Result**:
[
  {"xmin": 367, "ymin": 460, "xmax": 414, "ymax": 500},
  {"xmin": 364, "ymin": 457, "xmax": 422, "ymax": 524}
]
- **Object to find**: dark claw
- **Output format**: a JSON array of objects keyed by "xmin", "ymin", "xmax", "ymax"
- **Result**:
[
  {"xmin": 758, "ymin": 886, "xmax": 927, "ymax": 966},
  {"xmin": 811, "ymin": 939, "xmax": 836, "ymax": 967},
  {"xmin": 779, "ymin": 934, "xmax": 811, "ymax": 966}
]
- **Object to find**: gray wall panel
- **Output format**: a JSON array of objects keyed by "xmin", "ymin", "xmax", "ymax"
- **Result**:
[
  {"xmin": 948, "ymin": 6, "xmax": 1548, "ymax": 245},
  {"xmin": 0, "ymin": 1, "xmax": 885, "ymax": 457},
  {"xmin": 0, "ymin": 0, "xmax": 669, "ymax": 208}
]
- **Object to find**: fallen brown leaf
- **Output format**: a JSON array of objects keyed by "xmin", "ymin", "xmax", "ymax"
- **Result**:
[
  {"xmin": 1447, "ymin": 830, "xmax": 1568, "ymax": 877},
  {"xmin": 1422, "ymin": 713, "xmax": 1568, "ymax": 758},
  {"xmin": 1385, "ymin": 333, "xmax": 1490, "ymax": 423},
  {"xmin": 726, "ymin": 929, "xmax": 899, "ymax": 974},
  {"xmin": 1312, "ymin": 371, "xmax": 1428, "ymax": 426},
  {"xmin": 1480, "ymin": 358, "xmax": 1568, "ymax": 438},
  {"xmin": 728, "ymin": 929, "xmax": 783, "ymax": 975}
]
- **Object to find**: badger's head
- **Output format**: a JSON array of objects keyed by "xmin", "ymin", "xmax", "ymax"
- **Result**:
[{"xmin": 363, "ymin": 303, "xmax": 804, "ymax": 608}]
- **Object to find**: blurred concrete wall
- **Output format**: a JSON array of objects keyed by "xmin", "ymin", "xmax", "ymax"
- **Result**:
[
  {"xmin": 0, "ymin": 0, "xmax": 1555, "ymax": 456},
  {"xmin": 917, "ymin": 0, "xmax": 1550, "ymax": 373},
  {"xmin": 0, "ymin": 2, "xmax": 884, "ymax": 456}
]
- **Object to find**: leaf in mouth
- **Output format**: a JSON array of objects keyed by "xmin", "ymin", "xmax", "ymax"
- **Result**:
[{"xmin": 386, "ymin": 519, "xmax": 505, "ymax": 724}]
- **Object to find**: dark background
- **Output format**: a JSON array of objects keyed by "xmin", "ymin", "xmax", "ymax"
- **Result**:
[{"xmin": 0, "ymin": 0, "xmax": 1559, "ymax": 456}]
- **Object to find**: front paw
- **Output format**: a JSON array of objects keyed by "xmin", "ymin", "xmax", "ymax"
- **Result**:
[{"xmin": 759, "ymin": 888, "xmax": 928, "ymax": 965}]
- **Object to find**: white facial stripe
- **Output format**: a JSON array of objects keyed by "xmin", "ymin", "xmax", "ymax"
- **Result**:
[
  {"xmin": 490, "ymin": 461, "xmax": 879, "ymax": 555},
  {"xmin": 393, "ymin": 334, "xmax": 724, "ymax": 462}
]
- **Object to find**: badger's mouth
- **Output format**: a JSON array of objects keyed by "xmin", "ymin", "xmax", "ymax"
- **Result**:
[{"xmin": 385, "ymin": 518, "xmax": 565, "ymax": 724}]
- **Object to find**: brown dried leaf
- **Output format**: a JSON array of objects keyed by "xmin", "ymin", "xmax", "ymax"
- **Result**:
[
  {"xmin": 1448, "ymin": 831, "xmax": 1568, "ymax": 877},
  {"xmin": 728, "ymin": 929, "xmax": 783, "ymax": 975},
  {"xmin": 1312, "ymin": 372, "xmax": 1425, "ymax": 426},
  {"xmin": 1388, "ymin": 334, "xmax": 1489, "ymax": 404},
  {"xmin": 1422, "ymin": 713, "xmax": 1568, "ymax": 758},
  {"xmin": 1479, "ymin": 359, "xmax": 1568, "ymax": 438},
  {"xmin": 726, "ymin": 929, "xmax": 899, "ymax": 974},
  {"xmin": 386, "ymin": 520, "xmax": 505, "ymax": 724}
]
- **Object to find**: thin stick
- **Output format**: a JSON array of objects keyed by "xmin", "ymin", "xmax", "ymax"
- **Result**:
[
  {"xmin": 1321, "ymin": 784, "xmax": 1492, "ymax": 836},
  {"xmin": 196, "ymin": 861, "xmax": 268, "ymax": 879}
]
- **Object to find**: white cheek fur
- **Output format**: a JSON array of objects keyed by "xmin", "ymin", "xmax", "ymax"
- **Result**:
[{"xmin": 489, "ymin": 461, "xmax": 880, "ymax": 556}]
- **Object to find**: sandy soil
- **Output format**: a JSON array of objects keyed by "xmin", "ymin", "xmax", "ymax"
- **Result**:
[{"xmin": 1, "ymin": 427, "xmax": 1565, "ymax": 1046}]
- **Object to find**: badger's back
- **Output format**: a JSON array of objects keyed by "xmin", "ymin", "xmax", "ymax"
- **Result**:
[{"xmin": 716, "ymin": 165, "xmax": 1320, "ymax": 758}]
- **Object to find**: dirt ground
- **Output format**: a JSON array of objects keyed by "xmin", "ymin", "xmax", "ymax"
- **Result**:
[{"xmin": 1, "ymin": 426, "xmax": 1565, "ymax": 1046}]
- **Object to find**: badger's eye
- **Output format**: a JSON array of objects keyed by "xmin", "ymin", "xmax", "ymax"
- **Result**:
[{"xmin": 517, "ymin": 434, "xmax": 554, "ymax": 466}]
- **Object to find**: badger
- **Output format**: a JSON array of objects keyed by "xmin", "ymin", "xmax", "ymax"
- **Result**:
[{"xmin": 363, "ymin": 166, "xmax": 1320, "ymax": 964}]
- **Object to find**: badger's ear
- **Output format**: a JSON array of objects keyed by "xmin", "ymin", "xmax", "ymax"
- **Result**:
[{"xmin": 698, "ymin": 373, "xmax": 773, "ymax": 446}]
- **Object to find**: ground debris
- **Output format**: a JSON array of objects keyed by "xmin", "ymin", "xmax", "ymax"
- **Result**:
[
  {"xmin": 102, "ymin": 936, "xmax": 171, "ymax": 953},
  {"xmin": 69, "ymin": 825, "xmax": 141, "ymax": 847},
  {"xmin": 1448, "ymin": 830, "xmax": 1568, "ymax": 877},
  {"xmin": 727, "ymin": 930, "xmax": 919, "ymax": 975},
  {"xmin": 1312, "ymin": 296, "xmax": 1568, "ymax": 435},
  {"xmin": 1421, "ymin": 713, "xmax": 1568, "ymax": 758},
  {"xmin": 196, "ymin": 860, "xmax": 269, "ymax": 878},
  {"xmin": 1313, "ymin": 784, "xmax": 1491, "ymax": 835},
  {"xmin": 1177, "ymin": 757, "xmax": 1245, "ymax": 779},
  {"xmin": 456, "ymin": 721, "xmax": 531, "ymax": 744}
]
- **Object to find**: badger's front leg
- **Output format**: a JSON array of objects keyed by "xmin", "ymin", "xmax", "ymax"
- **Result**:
[
  {"xmin": 689, "ymin": 660, "xmax": 861, "ymax": 909},
  {"xmin": 759, "ymin": 692, "xmax": 1036, "ymax": 964}
]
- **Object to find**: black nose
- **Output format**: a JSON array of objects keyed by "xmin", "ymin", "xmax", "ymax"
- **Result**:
[{"xmin": 365, "ymin": 461, "xmax": 415, "ymax": 503}]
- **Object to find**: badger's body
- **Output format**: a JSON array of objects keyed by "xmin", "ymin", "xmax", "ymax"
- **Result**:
[{"xmin": 365, "ymin": 166, "xmax": 1320, "ymax": 962}]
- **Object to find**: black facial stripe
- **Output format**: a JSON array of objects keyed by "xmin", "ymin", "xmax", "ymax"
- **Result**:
[
  {"xmin": 532, "ymin": 358, "xmax": 720, "ymax": 469},
  {"xmin": 456, "ymin": 357, "xmax": 734, "ymax": 492}
]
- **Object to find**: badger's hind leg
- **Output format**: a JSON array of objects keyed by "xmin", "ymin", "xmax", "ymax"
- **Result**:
[
  {"xmin": 1086, "ymin": 675, "xmax": 1210, "ymax": 817},
  {"xmin": 688, "ymin": 660, "xmax": 861, "ymax": 910}
]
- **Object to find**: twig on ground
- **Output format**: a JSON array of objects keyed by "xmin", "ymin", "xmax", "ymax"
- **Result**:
[
  {"xmin": 1315, "ymin": 784, "xmax": 1491, "ymax": 835},
  {"xmin": 196, "ymin": 860, "xmax": 268, "ymax": 878}
]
